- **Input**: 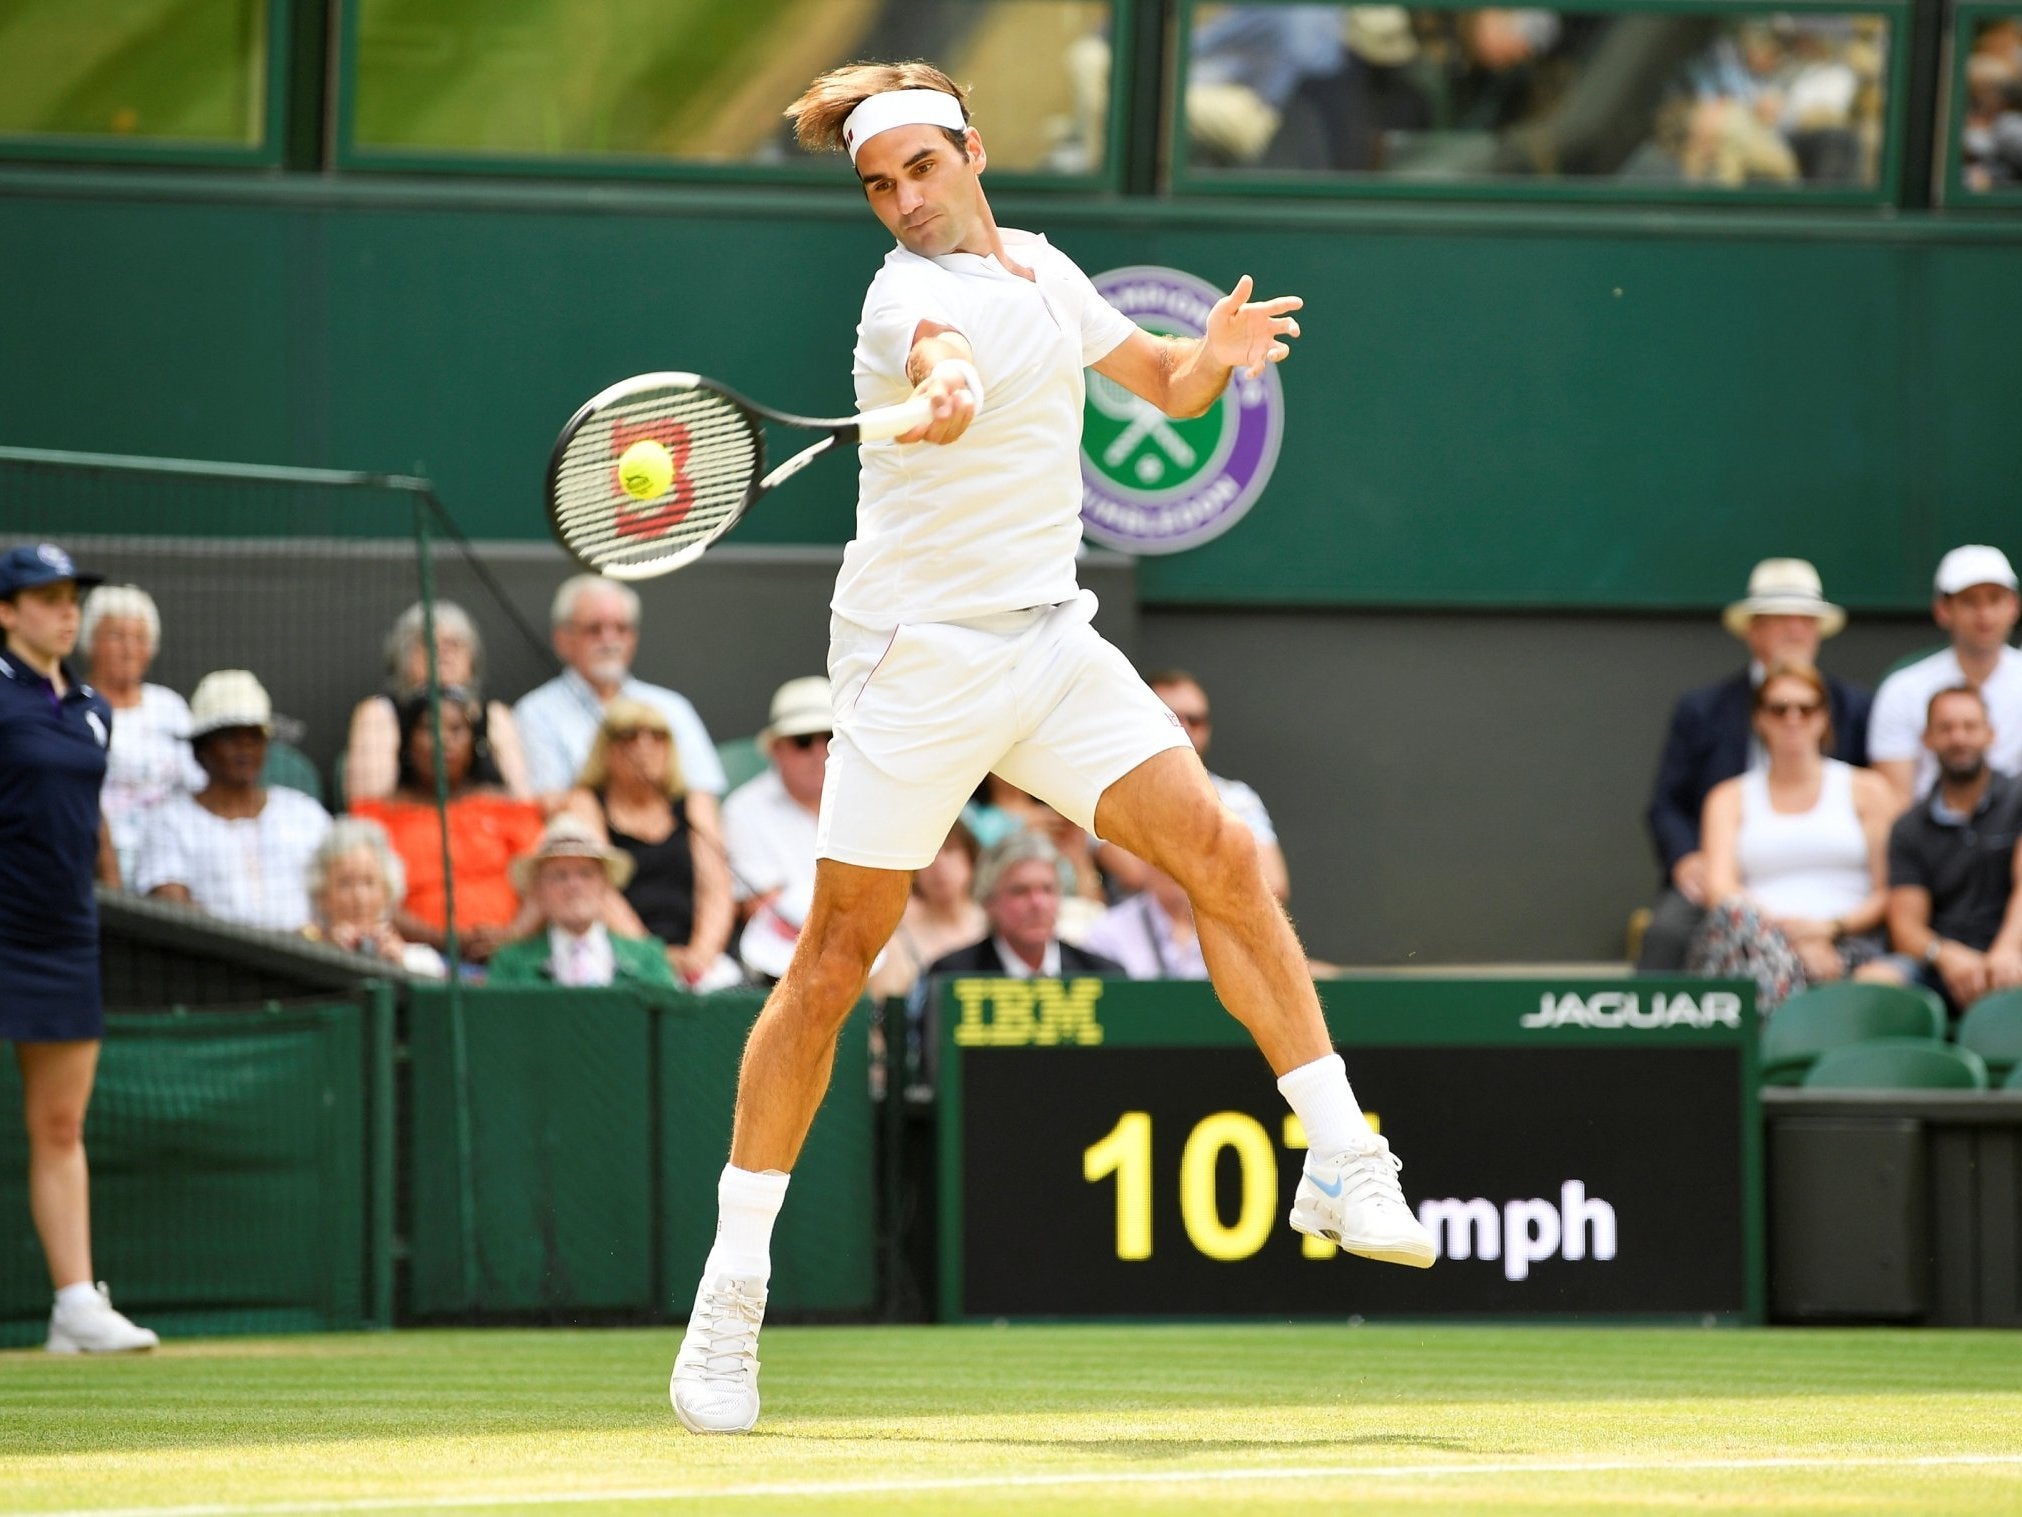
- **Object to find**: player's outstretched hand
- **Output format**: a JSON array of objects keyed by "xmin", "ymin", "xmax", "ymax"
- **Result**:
[{"xmin": 1206, "ymin": 274, "xmax": 1303, "ymax": 379}]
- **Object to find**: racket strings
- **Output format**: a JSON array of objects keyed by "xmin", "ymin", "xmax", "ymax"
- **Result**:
[{"xmin": 552, "ymin": 388, "xmax": 760, "ymax": 569}]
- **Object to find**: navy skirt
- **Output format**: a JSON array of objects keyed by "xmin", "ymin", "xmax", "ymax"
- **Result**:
[{"xmin": 0, "ymin": 932, "xmax": 104, "ymax": 1043}]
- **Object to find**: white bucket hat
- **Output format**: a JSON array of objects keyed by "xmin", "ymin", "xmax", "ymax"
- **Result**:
[
  {"xmin": 187, "ymin": 670, "xmax": 275, "ymax": 739},
  {"xmin": 1721, "ymin": 558, "xmax": 1846, "ymax": 640}
]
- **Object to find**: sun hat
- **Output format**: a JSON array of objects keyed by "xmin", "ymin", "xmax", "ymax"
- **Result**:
[
  {"xmin": 509, "ymin": 814, "xmax": 635, "ymax": 894},
  {"xmin": 0, "ymin": 542, "xmax": 104, "ymax": 598},
  {"xmin": 1933, "ymin": 545, "xmax": 2018, "ymax": 596},
  {"xmin": 760, "ymin": 676, "xmax": 834, "ymax": 745},
  {"xmin": 187, "ymin": 670, "xmax": 275, "ymax": 739},
  {"xmin": 1721, "ymin": 558, "xmax": 1846, "ymax": 640}
]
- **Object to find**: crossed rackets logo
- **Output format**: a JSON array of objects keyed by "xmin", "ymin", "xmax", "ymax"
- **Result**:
[{"xmin": 1079, "ymin": 266, "xmax": 1284, "ymax": 556}]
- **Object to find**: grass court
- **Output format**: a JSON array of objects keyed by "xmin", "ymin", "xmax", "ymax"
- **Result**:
[{"xmin": 5, "ymin": 1323, "xmax": 2021, "ymax": 1516}]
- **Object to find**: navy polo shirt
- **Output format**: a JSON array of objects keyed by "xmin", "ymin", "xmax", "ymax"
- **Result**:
[
  {"xmin": 1885, "ymin": 772, "xmax": 2022, "ymax": 951},
  {"xmin": 0, "ymin": 651, "xmax": 111, "ymax": 946}
]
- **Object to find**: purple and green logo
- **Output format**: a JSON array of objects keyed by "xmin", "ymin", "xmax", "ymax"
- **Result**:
[{"xmin": 1080, "ymin": 265, "xmax": 1284, "ymax": 555}]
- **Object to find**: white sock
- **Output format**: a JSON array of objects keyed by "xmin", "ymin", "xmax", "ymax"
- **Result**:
[
  {"xmin": 1277, "ymin": 1052, "xmax": 1372, "ymax": 1159},
  {"xmin": 701, "ymin": 1164, "xmax": 790, "ymax": 1283},
  {"xmin": 54, "ymin": 1281, "xmax": 99, "ymax": 1311}
]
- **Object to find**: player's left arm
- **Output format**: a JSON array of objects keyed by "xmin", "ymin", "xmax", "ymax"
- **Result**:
[{"xmin": 1092, "ymin": 274, "xmax": 1302, "ymax": 419}]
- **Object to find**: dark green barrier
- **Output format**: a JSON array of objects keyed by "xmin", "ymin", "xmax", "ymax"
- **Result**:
[
  {"xmin": 936, "ymin": 976, "xmax": 1762, "ymax": 1323},
  {"xmin": 0, "ymin": 998, "xmax": 393, "ymax": 1348},
  {"xmin": 405, "ymin": 986, "xmax": 875, "ymax": 1320}
]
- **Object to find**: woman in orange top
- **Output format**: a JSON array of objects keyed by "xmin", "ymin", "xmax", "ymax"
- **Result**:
[{"xmin": 352, "ymin": 688, "xmax": 544, "ymax": 963}]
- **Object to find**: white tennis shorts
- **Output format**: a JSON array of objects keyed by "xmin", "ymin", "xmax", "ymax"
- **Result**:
[{"xmin": 815, "ymin": 590, "xmax": 1191, "ymax": 871}]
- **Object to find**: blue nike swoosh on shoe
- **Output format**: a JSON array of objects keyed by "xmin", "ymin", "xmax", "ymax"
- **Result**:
[{"xmin": 1303, "ymin": 1169, "xmax": 1343, "ymax": 1197}]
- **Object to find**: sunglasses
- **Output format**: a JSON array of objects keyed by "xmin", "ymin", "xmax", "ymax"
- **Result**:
[
  {"xmin": 786, "ymin": 732, "xmax": 830, "ymax": 750},
  {"xmin": 1762, "ymin": 700, "xmax": 1824, "ymax": 719},
  {"xmin": 610, "ymin": 726, "xmax": 669, "ymax": 743}
]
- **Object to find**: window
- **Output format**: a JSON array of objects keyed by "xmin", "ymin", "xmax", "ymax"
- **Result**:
[
  {"xmin": 1173, "ymin": 3, "xmax": 1901, "ymax": 201},
  {"xmin": 341, "ymin": 0, "xmax": 1120, "ymax": 183},
  {"xmin": 0, "ymin": 0, "xmax": 278, "ymax": 164},
  {"xmin": 1953, "ymin": 10, "xmax": 2022, "ymax": 198}
]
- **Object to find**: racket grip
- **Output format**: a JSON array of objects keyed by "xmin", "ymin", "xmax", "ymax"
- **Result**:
[{"xmin": 857, "ymin": 395, "xmax": 936, "ymax": 444}]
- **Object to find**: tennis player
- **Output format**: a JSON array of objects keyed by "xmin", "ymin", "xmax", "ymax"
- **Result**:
[{"xmin": 672, "ymin": 62, "xmax": 1434, "ymax": 1434}]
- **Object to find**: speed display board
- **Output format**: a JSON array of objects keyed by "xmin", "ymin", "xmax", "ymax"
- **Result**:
[{"xmin": 934, "ymin": 977, "xmax": 1760, "ymax": 1322}]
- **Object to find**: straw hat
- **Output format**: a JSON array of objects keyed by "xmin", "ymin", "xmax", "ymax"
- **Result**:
[
  {"xmin": 509, "ymin": 814, "xmax": 634, "ymax": 893},
  {"xmin": 1721, "ymin": 559, "xmax": 1845, "ymax": 639}
]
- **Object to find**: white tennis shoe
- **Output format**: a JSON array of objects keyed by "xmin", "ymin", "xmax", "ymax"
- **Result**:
[
  {"xmin": 1290, "ymin": 1136, "xmax": 1437, "ymax": 1268},
  {"xmin": 45, "ymin": 1283, "xmax": 160, "ymax": 1354},
  {"xmin": 670, "ymin": 1273, "xmax": 767, "ymax": 1433}
]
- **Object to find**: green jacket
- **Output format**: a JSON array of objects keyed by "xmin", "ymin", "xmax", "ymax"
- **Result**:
[{"xmin": 485, "ymin": 930, "xmax": 677, "ymax": 989}]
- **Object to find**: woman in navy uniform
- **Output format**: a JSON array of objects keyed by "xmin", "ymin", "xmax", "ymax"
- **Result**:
[{"xmin": 0, "ymin": 543, "xmax": 157, "ymax": 1352}]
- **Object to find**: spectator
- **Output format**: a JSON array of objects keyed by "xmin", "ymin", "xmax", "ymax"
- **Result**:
[
  {"xmin": 1867, "ymin": 686, "xmax": 2022, "ymax": 1012},
  {"xmin": 487, "ymin": 816, "xmax": 677, "ymax": 989},
  {"xmin": 1638, "ymin": 559, "xmax": 1870, "ymax": 971},
  {"xmin": 1687, "ymin": 663, "xmax": 1895, "ymax": 1013},
  {"xmin": 132, "ymin": 670, "xmax": 330, "ymax": 932},
  {"xmin": 301, "ymin": 816, "xmax": 447, "ymax": 979},
  {"xmin": 724, "ymin": 677, "xmax": 830, "ymax": 977},
  {"xmin": 1868, "ymin": 546, "xmax": 2022, "ymax": 807},
  {"xmin": 351, "ymin": 687, "xmax": 544, "ymax": 963},
  {"xmin": 563, "ymin": 698, "xmax": 740, "ymax": 991},
  {"xmin": 1081, "ymin": 852, "xmax": 1208, "ymax": 980},
  {"xmin": 924, "ymin": 832, "xmax": 1126, "ymax": 980},
  {"xmin": 867, "ymin": 820, "xmax": 987, "ymax": 1000},
  {"xmin": 511, "ymin": 575, "xmax": 725, "ymax": 825},
  {"xmin": 0, "ymin": 542, "xmax": 158, "ymax": 1353},
  {"xmin": 78, "ymin": 584, "xmax": 203, "ymax": 885},
  {"xmin": 343, "ymin": 600, "xmax": 531, "ymax": 806}
]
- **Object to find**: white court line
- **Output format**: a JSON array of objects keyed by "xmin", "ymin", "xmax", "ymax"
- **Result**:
[{"xmin": 26, "ymin": 1452, "xmax": 2022, "ymax": 1517}]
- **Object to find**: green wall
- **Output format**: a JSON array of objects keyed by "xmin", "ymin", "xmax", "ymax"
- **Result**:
[{"xmin": 1, "ymin": 169, "xmax": 2015, "ymax": 609}]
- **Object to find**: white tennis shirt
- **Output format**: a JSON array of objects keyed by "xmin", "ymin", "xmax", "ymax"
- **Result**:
[{"xmin": 837, "ymin": 230, "xmax": 1138, "ymax": 628}]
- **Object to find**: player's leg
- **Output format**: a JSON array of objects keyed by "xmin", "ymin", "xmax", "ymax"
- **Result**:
[
  {"xmin": 998, "ymin": 610, "xmax": 1433, "ymax": 1268},
  {"xmin": 672, "ymin": 860, "xmax": 909, "ymax": 1435},
  {"xmin": 1093, "ymin": 747, "xmax": 1326, "ymax": 1068},
  {"xmin": 731, "ymin": 860, "xmax": 914, "ymax": 1172}
]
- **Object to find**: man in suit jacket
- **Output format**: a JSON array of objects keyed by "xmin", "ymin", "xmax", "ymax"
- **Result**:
[
  {"xmin": 486, "ymin": 815, "xmax": 677, "ymax": 990},
  {"xmin": 924, "ymin": 830, "xmax": 1126, "ymax": 981},
  {"xmin": 1639, "ymin": 558, "xmax": 1873, "ymax": 971}
]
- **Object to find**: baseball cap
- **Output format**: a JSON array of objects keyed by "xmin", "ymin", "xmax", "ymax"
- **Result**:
[
  {"xmin": 0, "ymin": 543, "xmax": 104, "ymax": 598},
  {"xmin": 1934, "ymin": 545, "xmax": 2018, "ymax": 596}
]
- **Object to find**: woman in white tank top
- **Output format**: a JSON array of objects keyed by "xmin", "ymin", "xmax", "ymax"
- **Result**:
[{"xmin": 1689, "ymin": 663, "xmax": 1895, "ymax": 1013}]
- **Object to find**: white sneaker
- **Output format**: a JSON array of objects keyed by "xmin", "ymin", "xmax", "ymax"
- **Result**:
[
  {"xmin": 670, "ymin": 1273, "xmax": 766, "ymax": 1433},
  {"xmin": 1290, "ymin": 1137, "xmax": 1437, "ymax": 1268},
  {"xmin": 46, "ymin": 1283, "xmax": 160, "ymax": 1354}
]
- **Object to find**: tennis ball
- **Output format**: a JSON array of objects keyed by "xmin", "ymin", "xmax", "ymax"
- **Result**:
[{"xmin": 618, "ymin": 439, "xmax": 674, "ymax": 500}]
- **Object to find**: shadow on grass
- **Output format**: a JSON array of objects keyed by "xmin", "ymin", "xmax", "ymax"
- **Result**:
[{"xmin": 762, "ymin": 1431, "xmax": 1488, "ymax": 1459}]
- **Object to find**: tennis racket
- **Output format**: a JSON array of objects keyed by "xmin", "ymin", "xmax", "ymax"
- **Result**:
[{"xmin": 545, "ymin": 372, "xmax": 935, "ymax": 580}]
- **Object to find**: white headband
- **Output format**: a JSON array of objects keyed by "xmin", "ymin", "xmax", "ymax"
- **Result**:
[{"xmin": 842, "ymin": 88, "xmax": 966, "ymax": 163}]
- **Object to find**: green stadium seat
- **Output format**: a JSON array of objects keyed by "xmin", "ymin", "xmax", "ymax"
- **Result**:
[
  {"xmin": 262, "ymin": 740, "xmax": 325, "ymax": 805},
  {"xmin": 1801, "ymin": 1037, "xmax": 1988, "ymax": 1091},
  {"xmin": 716, "ymin": 735, "xmax": 767, "ymax": 795},
  {"xmin": 1956, "ymin": 989, "xmax": 2022, "ymax": 1083},
  {"xmin": 2004, "ymin": 1062, "xmax": 2022, "ymax": 1092},
  {"xmin": 1761, "ymin": 982, "xmax": 1946, "ymax": 1085}
]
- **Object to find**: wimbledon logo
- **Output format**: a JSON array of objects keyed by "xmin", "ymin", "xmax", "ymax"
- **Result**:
[{"xmin": 1080, "ymin": 265, "xmax": 1284, "ymax": 555}]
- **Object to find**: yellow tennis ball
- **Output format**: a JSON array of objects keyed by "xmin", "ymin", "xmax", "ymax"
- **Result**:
[{"xmin": 618, "ymin": 439, "xmax": 674, "ymax": 500}]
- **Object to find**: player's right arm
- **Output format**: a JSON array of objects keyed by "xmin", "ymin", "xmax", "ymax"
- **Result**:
[{"xmin": 896, "ymin": 321, "xmax": 981, "ymax": 445}]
